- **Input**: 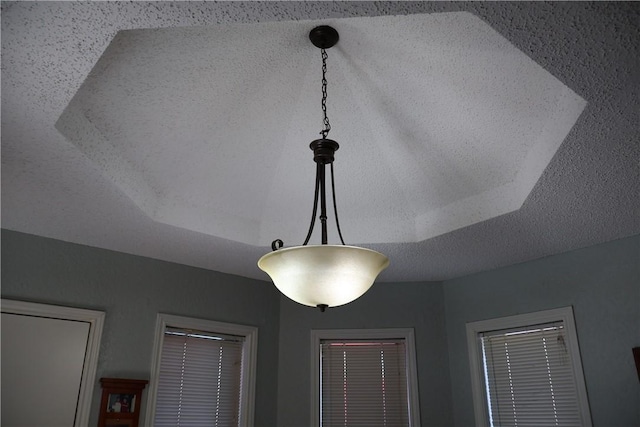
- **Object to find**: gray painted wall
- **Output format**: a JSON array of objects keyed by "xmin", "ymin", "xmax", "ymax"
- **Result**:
[
  {"xmin": 3, "ymin": 229, "xmax": 638, "ymax": 427},
  {"xmin": 276, "ymin": 281, "xmax": 453, "ymax": 427},
  {"xmin": 0, "ymin": 229, "xmax": 281, "ymax": 427},
  {"xmin": 444, "ymin": 234, "xmax": 640, "ymax": 427}
]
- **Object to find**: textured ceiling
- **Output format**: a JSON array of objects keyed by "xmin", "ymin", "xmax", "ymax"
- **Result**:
[{"xmin": 2, "ymin": 2, "xmax": 639, "ymax": 283}]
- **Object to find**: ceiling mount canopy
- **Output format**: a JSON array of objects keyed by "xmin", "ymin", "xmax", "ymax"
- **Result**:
[
  {"xmin": 258, "ymin": 26, "xmax": 389, "ymax": 312},
  {"xmin": 309, "ymin": 25, "xmax": 339, "ymax": 49}
]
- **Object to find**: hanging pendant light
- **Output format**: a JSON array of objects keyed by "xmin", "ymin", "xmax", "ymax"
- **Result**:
[{"xmin": 258, "ymin": 26, "xmax": 389, "ymax": 311}]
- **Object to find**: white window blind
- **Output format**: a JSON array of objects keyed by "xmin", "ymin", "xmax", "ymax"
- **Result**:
[
  {"xmin": 320, "ymin": 339, "xmax": 409, "ymax": 427},
  {"xmin": 154, "ymin": 327, "xmax": 244, "ymax": 427},
  {"xmin": 480, "ymin": 321, "xmax": 583, "ymax": 427}
]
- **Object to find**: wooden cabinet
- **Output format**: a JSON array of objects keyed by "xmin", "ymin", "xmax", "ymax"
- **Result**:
[{"xmin": 98, "ymin": 378, "xmax": 148, "ymax": 427}]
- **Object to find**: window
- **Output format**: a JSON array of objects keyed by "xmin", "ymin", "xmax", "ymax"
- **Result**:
[
  {"xmin": 311, "ymin": 329, "xmax": 421, "ymax": 427},
  {"xmin": 466, "ymin": 307, "xmax": 592, "ymax": 427},
  {"xmin": 146, "ymin": 314, "xmax": 257, "ymax": 427}
]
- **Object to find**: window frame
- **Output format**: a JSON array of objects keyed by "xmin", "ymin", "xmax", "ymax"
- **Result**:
[
  {"xmin": 146, "ymin": 313, "xmax": 258, "ymax": 427},
  {"xmin": 466, "ymin": 306, "xmax": 592, "ymax": 427},
  {"xmin": 310, "ymin": 328, "xmax": 421, "ymax": 427}
]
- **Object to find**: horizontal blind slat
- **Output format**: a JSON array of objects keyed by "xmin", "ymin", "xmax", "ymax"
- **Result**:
[
  {"xmin": 482, "ymin": 320, "xmax": 582, "ymax": 426},
  {"xmin": 154, "ymin": 330, "xmax": 243, "ymax": 427},
  {"xmin": 321, "ymin": 339, "xmax": 409, "ymax": 427}
]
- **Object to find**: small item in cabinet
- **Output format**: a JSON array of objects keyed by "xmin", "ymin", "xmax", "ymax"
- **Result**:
[{"xmin": 98, "ymin": 378, "xmax": 148, "ymax": 427}]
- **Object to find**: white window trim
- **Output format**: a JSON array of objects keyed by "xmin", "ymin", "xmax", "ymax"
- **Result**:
[
  {"xmin": 1, "ymin": 299, "xmax": 105, "ymax": 427},
  {"xmin": 146, "ymin": 313, "xmax": 258, "ymax": 427},
  {"xmin": 310, "ymin": 328, "xmax": 421, "ymax": 427},
  {"xmin": 466, "ymin": 306, "xmax": 592, "ymax": 427}
]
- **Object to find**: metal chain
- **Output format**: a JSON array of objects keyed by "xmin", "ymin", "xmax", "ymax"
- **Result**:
[{"xmin": 320, "ymin": 48, "xmax": 331, "ymax": 139}]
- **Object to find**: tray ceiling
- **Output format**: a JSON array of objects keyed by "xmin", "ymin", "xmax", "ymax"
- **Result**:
[
  {"xmin": 2, "ymin": 2, "xmax": 638, "ymax": 282},
  {"xmin": 57, "ymin": 13, "xmax": 585, "ymax": 247}
]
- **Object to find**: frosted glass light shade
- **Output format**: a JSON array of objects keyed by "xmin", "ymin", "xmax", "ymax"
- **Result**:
[{"xmin": 258, "ymin": 245, "xmax": 389, "ymax": 308}]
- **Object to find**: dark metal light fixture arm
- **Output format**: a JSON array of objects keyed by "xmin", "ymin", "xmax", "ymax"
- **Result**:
[
  {"xmin": 330, "ymin": 163, "xmax": 346, "ymax": 245},
  {"xmin": 303, "ymin": 163, "xmax": 322, "ymax": 246},
  {"xmin": 319, "ymin": 163, "xmax": 328, "ymax": 244},
  {"xmin": 303, "ymin": 138, "xmax": 344, "ymax": 247}
]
